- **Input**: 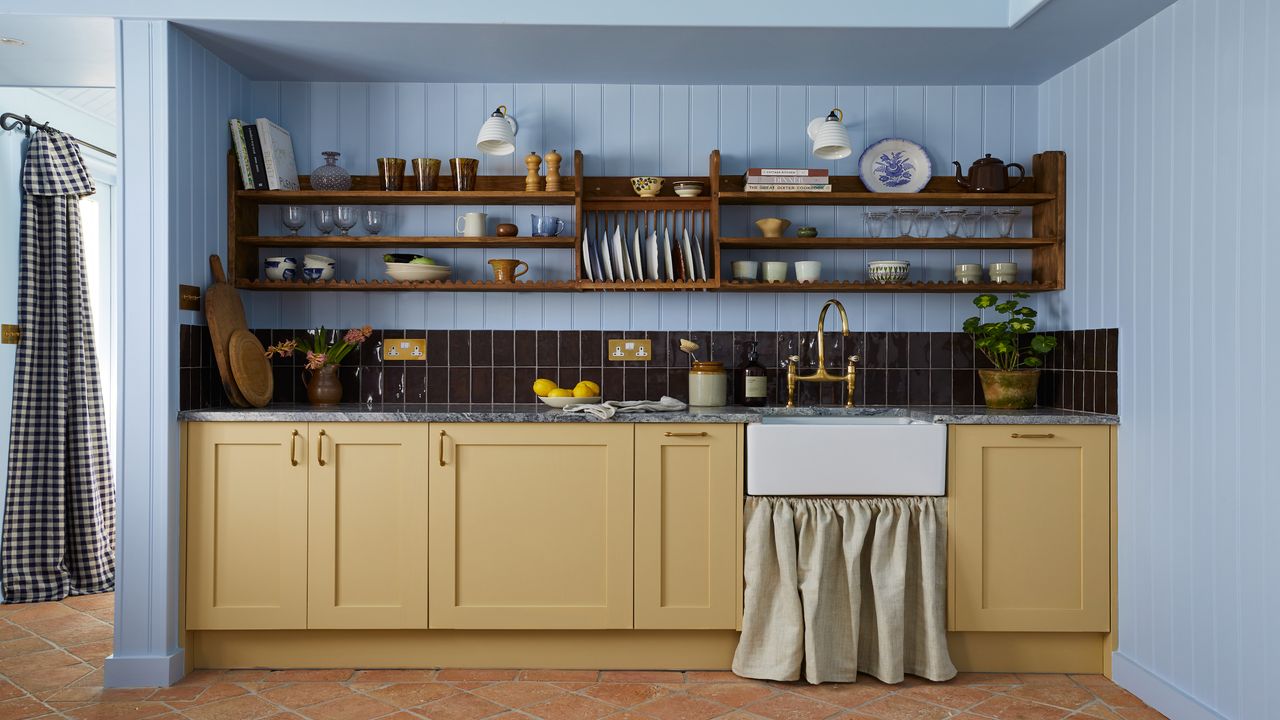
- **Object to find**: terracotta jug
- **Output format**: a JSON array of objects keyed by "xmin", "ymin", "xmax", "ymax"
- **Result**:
[
  {"xmin": 303, "ymin": 365, "xmax": 343, "ymax": 405},
  {"xmin": 953, "ymin": 154, "xmax": 1026, "ymax": 193}
]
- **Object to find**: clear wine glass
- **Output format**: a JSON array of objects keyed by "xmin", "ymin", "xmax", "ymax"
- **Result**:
[
  {"xmin": 363, "ymin": 208, "xmax": 386, "ymax": 236},
  {"xmin": 940, "ymin": 208, "xmax": 965, "ymax": 237},
  {"xmin": 281, "ymin": 205, "xmax": 307, "ymax": 235},
  {"xmin": 960, "ymin": 209, "xmax": 983, "ymax": 238},
  {"xmin": 912, "ymin": 209, "xmax": 938, "ymax": 238},
  {"xmin": 994, "ymin": 208, "xmax": 1021, "ymax": 237},
  {"xmin": 334, "ymin": 205, "xmax": 357, "ymax": 236},
  {"xmin": 865, "ymin": 210, "xmax": 891, "ymax": 238},
  {"xmin": 892, "ymin": 207, "xmax": 920, "ymax": 237},
  {"xmin": 312, "ymin": 207, "xmax": 335, "ymax": 235}
]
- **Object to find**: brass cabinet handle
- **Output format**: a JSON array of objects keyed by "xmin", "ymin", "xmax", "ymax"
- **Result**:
[
  {"xmin": 1010, "ymin": 432, "xmax": 1055, "ymax": 439},
  {"xmin": 290, "ymin": 429, "xmax": 300, "ymax": 467},
  {"xmin": 438, "ymin": 430, "xmax": 447, "ymax": 467},
  {"xmin": 317, "ymin": 429, "xmax": 327, "ymax": 466},
  {"xmin": 665, "ymin": 431, "xmax": 708, "ymax": 438}
]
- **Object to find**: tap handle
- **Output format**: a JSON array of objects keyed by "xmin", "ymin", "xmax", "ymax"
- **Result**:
[
  {"xmin": 787, "ymin": 354, "xmax": 800, "ymax": 364},
  {"xmin": 848, "ymin": 354, "xmax": 860, "ymax": 364}
]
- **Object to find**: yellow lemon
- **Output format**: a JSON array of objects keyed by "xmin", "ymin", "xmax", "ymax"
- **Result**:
[
  {"xmin": 573, "ymin": 381, "xmax": 600, "ymax": 397},
  {"xmin": 532, "ymin": 378, "xmax": 558, "ymax": 397},
  {"xmin": 548, "ymin": 388, "xmax": 574, "ymax": 398}
]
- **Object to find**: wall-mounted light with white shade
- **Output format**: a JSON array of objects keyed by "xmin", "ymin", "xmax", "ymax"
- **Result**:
[
  {"xmin": 807, "ymin": 108, "xmax": 852, "ymax": 160},
  {"xmin": 475, "ymin": 104, "xmax": 518, "ymax": 156}
]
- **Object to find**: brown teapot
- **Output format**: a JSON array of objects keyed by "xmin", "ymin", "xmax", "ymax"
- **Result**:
[{"xmin": 953, "ymin": 154, "xmax": 1025, "ymax": 193}]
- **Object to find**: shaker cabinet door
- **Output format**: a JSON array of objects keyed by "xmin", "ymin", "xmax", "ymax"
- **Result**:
[
  {"xmin": 949, "ymin": 425, "xmax": 1111, "ymax": 632},
  {"xmin": 428, "ymin": 423, "xmax": 634, "ymax": 629},
  {"xmin": 186, "ymin": 422, "xmax": 309, "ymax": 630},
  {"xmin": 307, "ymin": 423, "xmax": 430, "ymax": 629}
]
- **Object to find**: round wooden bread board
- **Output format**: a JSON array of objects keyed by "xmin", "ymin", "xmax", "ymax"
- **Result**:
[{"xmin": 227, "ymin": 329, "xmax": 274, "ymax": 408}]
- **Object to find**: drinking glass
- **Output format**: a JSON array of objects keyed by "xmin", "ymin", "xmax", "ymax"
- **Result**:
[
  {"xmin": 865, "ymin": 210, "xmax": 891, "ymax": 238},
  {"xmin": 893, "ymin": 207, "xmax": 920, "ymax": 237},
  {"xmin": 282, "ymin": 206, "xmax": 307, "ymax": 235},
  {"xmin": 334, "ymin": 205, "xmax": 357, "ymax": 235},
  {"xmin": 912, "ymin": 209, "xmax": 939, "ymax": 238},
  {"xmin": 960, "ymin": 209, "xmax": 983, "ymax": 238},
  {"xmin": 940, "ymin": 208, "xmax": 965, "ymax": 237},
  {"xmin": 363, "ymin": 208, "xmax": 386, "ymax": 235},
  {"xmin": 312, "ymin": 207, "xmax": 335, "ymax": 235},
  {"xmin": 994, "ymin": 208, "xmax": 1021, "ymax": 237}
]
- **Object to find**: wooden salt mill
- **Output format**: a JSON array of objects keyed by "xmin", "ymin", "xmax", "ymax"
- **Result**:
[
  {"xmin": 544, "ymin": 149, "xmax": 562, "ymax": 192},
  {"xmin": 524, "ymin": 151, "xmax": 542, "ymax": 192}
]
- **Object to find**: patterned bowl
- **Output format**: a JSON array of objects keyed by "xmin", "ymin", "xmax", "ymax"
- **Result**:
[
  {"xmin": 630, "ymin": 176, "xmax": 665, "ymax": 197},
  {"xmin": 867, "ymin": 260, "xmax": 910, "ymax": 284}
]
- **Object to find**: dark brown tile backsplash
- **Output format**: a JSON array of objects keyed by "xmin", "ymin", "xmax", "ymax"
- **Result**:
[{"xmin": 179, "ymin": 325, "xmax": 1118, "ymax": 414}]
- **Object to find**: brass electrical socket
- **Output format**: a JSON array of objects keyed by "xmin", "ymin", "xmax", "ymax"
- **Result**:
[
  {"xmin": 383, "ymin": 338, "xmax": 427, "ymax": 361},
  {"xmin": 178, "ymin": 284, "xmax": 201, "ymax": 311},
  {"xmin": 1, "ymin": 324, "xmax": 18, "ymax": 345},
  {"xmin": 607, "ymin": 339, "xmax": 652, "ymax": 361}
]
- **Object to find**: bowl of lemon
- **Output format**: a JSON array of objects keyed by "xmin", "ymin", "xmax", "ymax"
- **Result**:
[{"xmin": 533, "ymin": 378, "xmax": 601, "ymax": 408}]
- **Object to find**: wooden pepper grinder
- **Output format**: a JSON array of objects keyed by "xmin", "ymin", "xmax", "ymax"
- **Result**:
[
  {"xmin": 524, "ymin": 151, "xmax": 542, "ymax": 192},
  {"xmin": 544, "ymin": 149, "xmax": 562, "ymax": 192}
]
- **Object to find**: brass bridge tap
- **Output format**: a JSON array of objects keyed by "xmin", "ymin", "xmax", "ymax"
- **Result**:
[{"xmin": 786, "ymin": 299, "xmax": 860, "ymax": 408}]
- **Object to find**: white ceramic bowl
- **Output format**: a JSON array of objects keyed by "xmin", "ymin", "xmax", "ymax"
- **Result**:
[
  {"xmin": 304, "ymin": 254, "xmax": 335, "ymax": 267},
  {"xmin": 673, "ymin": 181, "xmax": 704, "ymax": 197},
  {"xmin": 538, "ymin": 395, "xmax": 602, "ymax": 408},
  {"xmin": 867, "ymin": 260, "xmax": 910, "ymax": 284},
  {"xmin": 264, "ymin": 256, "xmax": 297, "ymax": 281},
  {"xmin": 384, "ymin": 262, "xmax": 452, "ymax": 282}
]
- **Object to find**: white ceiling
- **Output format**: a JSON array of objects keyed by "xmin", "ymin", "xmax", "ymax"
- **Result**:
[
  {"xmin": 33, "ymin": 87, "xmax": 116, "ymax": 124},
  {"xmin": 0, "ymin": 15, "xmax": 114, "ymax": 87}
]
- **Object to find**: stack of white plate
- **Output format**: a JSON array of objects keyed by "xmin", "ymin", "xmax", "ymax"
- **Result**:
[{"xmin": 385, "ymin": 262, "xmax": 452, "ymax": 282}]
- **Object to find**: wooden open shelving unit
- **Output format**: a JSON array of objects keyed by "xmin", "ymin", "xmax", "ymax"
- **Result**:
[{"xmin": 226, "ymin": 149, "xmax": 1066, "ymax": 293}]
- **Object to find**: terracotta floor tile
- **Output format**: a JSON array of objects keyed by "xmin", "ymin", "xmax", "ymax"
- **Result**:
[
  {"xmin": 684, "ymin": 682, "xmax": 775, "ymax": 708},
  {"xmin": 0, "ymin": 639, "xmax": 53, "ymax": 660},
  {"xmin": 264, "ymin": 714, "xmax": 308, "ymax": 720},
  {"xmin": 62, "ymin": 701, "xmax": 174, "ymax": 720},
  {"xmin": 582, "ymin": 684, "xmax": 671, "ymax": 708},
  {"xmin": 897, "ymin": 685, "xmax": 991, "ymax": 710},
  {"xmin": 523, "ymin": 693, "xmax": 617, "ymax": 720},
  {"xmin": 1114, "ymin": 709, "xmax": 1167, "ymax": 720},
  {"xmin": 66, "ymin": 640, "xmax": 116, "ymax": 667},
  {"xmin": 470, "ymin": 681, "xmax": 565, "ymax": 708},
  {"xmin": 1066, "ymin": 676, "xmax": 1114, "ymax": 689},
  {"xmin": 181, "ymin": 695, "xmax": 281, "ymax": 720},
  {"xmin": 21, "ymin": 616, "xmax": 113, "ymax": 647},
  {"xmin": 949, "ymin": 674, "xmax": 1021, "ymax": 687},
  {"xmin": 0, "ymin": 626, "xmax": 31, "ymax": 644},
  {"xmin": 0, "ymin": 683, "xmax": 21, "ymax": 703},
  {"xmin": 682, "ymin": 673, "xmax": 745, "ymax": 684},
  {"xmin": 601, "ymin": 713, "xmax": 657, "ymax": 720},
  {"xmin": 967, "ymin": 696, "xmax": 1071, "ymax": 720},
  {"xmin": 173, "ymin": 671, "xmax": 227, "ymax": 687},
  {"xmin": 1005, "ymin": 686, "xmax": 1095, "ymax": 711},
  {"xmin": 62, "ymin": 595, "xmax": 116, "ymax": 612},
  {"xmin": 362, "ymin": 684, "xmax": 456, "ymax": 709},
  {"xmin": 517, "ymin": 671, "xmax": 600, "ymax": 683},
  {"xmin": 266, "ymin": 670, "xmax": 355, "ymax": 684},
  {"xmin": 598, "ymin": 673, "xmax": 684, "ymax": 685},
  {"xmin": 633, "ymin": 694, "xmax": 727, "ymax": 720},
  {"xmin": 744, "ymin": 693, "xmax": 842, "ymax": 720},
  {"xmin": 224, "ymin": 670, "xmax": 272, "ymax": 682},
  {"xmin": 854, "ymin": 695, "xmax": 950, "ymax": 720},
  {"xmin": 144, "ymin": 686, "xmax": 206, "ymax": 703},
  {"xmin": 304, "ymin": 694, "xmax": 398, "ymax": 720},
  {"xmin": 3, "ymin": 603, "xmax": 79, "ymax": 627},
  {"xmin": 259, "ymin": 683, "xmax": 354, "ymax": 709},
  {"xmin": 791, "ymin": 683, "xmax": 892, "ymax": 709},
  {"xmin": 1015, "ymin": 675, "xmax": 1077, "ymax": 687},
  {"xmin": 0, "ymin": 649, "xmax": 82, "ymax": 673},
  {"xmin": 1072, "ymin": 705, "xmax": 1123, "ymax": 720},
  {"xmin": 351, "ymin": 671, "xmax": 437, "ymax": 684},
  {"xmin": 413, "ymin": 692, "xmax": 506, "ymax": 720},
  {"xmin": 6, "ymin": 662, "xmax": 95, "ymax": 694},
  {"xmin": 165, "ymin": 683, "xmax": 249, "ymax": 708},
  {"xmin": 0, "ymin": 697, "xmax": 53, "ymax": 720},
  {"xmin": 434, "ymin": 670, "xmax": 517, "ymax": 683},
  {"xmin": 1089, "ymin": 689, "xmax": 1144, "ymax": 710}
]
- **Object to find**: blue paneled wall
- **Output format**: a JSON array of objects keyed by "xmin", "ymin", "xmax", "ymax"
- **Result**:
[{"xmin": 230, "ymin": 81, "xmax": 1039, "ymax": 331}]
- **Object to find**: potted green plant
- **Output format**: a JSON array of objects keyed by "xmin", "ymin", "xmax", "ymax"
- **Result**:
[
  {"xmin": 962, "ymin": 293, "xmax": 1057, "ymax": 409},
  {"xmin": 266, "ymin": 326, "xmax": 373, "ymax": 405}
]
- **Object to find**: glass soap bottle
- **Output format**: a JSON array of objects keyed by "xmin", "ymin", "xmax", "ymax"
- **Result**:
[
  {"xmin": 688, "ymin": 361, "xmax": 727, "ymax": 407},
  {"xmin": 739, "ymin": 341, "xmax": 767, "ymax": 407}
]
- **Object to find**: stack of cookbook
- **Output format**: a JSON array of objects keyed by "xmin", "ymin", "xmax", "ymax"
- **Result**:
[
  {"xmin": 229, "ymin": 118, "xmax": 299, "ymax": 191},
  {"xmin": 743, "ymin": 168, "xmax": 831, "ymax": 192}
]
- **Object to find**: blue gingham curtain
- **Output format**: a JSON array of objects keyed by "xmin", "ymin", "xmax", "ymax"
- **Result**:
[{"xmin": 2, "ymin": 130, "xmax": 114, "ymax": 602}]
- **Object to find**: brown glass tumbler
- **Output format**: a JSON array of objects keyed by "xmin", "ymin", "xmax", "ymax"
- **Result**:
[
  {"xmin": 412, "ymin": 158, "xmax": 441, "ymax": 191},
  {"xmin": 450, "ymin": 157, "xmax": 479, "ymax": 191},
  {"xmin": 377, "ymin": 157, "xmax": 406, "ymax": 191}
]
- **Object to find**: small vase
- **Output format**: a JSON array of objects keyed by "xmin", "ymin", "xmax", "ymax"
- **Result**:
[
  {"xmin": 311, "ymin": 151, "xmax": 352, "ymax": 191},
  {"xmin": 978, "ymin": 369, "xmax": 1040, "ymax": 409},
  {"xmin": 303, "ymin": 365, "xmax": 343, "ymax": 405}
]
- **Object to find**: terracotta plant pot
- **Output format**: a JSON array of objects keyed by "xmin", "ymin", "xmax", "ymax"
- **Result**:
[
  {"xmin": 303, "ymin": 365, "xmax": 343, "ymax": 405},
  {"xmin": 978, "ymin": 368, "xmax": 1040, "ymax": 409}
]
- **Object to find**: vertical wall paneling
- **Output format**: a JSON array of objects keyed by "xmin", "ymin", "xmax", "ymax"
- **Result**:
[{"xmin": 1040, "ymin": 0, "xmax": 1277, "ymax": 717}]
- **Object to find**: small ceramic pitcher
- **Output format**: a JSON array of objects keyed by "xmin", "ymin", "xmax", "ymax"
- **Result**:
[{"xmin": 489, "ymin": 259, "xmax": 529, "ymax": 283}]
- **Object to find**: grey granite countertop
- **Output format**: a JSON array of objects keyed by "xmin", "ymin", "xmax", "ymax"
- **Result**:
[{"xmin": 178, "ymin": 403, "xmax": 1117, "ymax": 425}]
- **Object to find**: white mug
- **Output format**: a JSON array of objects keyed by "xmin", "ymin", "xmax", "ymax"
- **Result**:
[
  {"xmin": 989, "ymin": 262, "xmax": 1018, "ymax": 283},
  {"xmin": 731, "ymin": 260, "xmax": 759, "ymax": 281},
  {"xmin": 763, "ymin": 261, "xmax": 788, "ymax": 283},
  {"xmin": 456, "ymin": 211, "xmax": 488, "ymax": 237},
  {"xmin": 794, "ymin": 261, "xmax": 822, "ymax": 284}
]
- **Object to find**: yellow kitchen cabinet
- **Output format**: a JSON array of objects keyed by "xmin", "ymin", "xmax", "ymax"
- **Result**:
[
  {"xmin": 186, "ymin": 422, "xmax": 308, "ymax": 630},
  {"xmin": 428, "ymin": 423, "xmax": 634, "ymax": 629},
  {"xmin": 949, "ymin": 425, "xmax": 1111, "ymax": 632},
  {"xmin": 634, "ymin": 424, "xmax": 741, "ymax": 630},
  {"xmin": 308, "ymin": 423, "xmax": 430, "ymax": 629}
]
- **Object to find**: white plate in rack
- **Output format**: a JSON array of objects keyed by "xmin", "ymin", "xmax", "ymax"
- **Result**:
[
  {"xmin": 663, "ymin": 229, "xmax": 675, "ymax": 281},
  {"xmin": 581, "ymin": 230, "xmax": 594, "ymax": 281},
  {"xmin": 858, "ymin": 138, "xmax": 932, "ymax": 193}
]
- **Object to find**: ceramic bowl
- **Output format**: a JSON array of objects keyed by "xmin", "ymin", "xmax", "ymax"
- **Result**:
[
  {"xmin": 867, "ymin": 260, "xmax": 910, "ymax": 284},
  {"xmin": 301, "ymin": 266, "xmax": 327, "ymax": 282},
  {"xmin": 385, "ymin": 262, "xmax": 452, "ymax": 282},
  {"xmin": 383, "ymin": 253, "xmax": 424, "ymax": 264},
  {"xmin": 538, "ymin": 395, "xmax": 602, "ymax": 409},
  {"xmin": 672, "ymin": 180, "xmax": 704, "ymax": 197},
  {"xmin": 303, "ymin": 254, "xmax": 336, "ymax": 280},
  {"xmin": 630, "ymin": 176, "xmax": 665, "ymax": 197},
  {"xmin": 755, "ymin": 217, "xmax": 791, "ymax": 238},
  {"xmin": 794, "ymin": 260, "xmax": 822, "ymax": 284},
  {"xmin": 264, "ymin": 256, "xmax": 297, "ymax": 281}
]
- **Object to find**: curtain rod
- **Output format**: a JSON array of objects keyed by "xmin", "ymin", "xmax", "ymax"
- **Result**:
[{"xmin": 0, "ymin": 112, "xmax": 117, "ymax": 158}]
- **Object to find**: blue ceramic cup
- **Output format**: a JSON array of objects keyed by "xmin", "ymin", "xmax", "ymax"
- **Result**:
[{"xmin": 530, "ymin": 214, "xmax": 565, "ymax": 237}]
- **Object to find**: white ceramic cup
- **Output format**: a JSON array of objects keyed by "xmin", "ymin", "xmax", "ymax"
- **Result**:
[
  {"xmin": 794, "ymin": 261, "xmax": 822, "ymax": 283},
  {"xmin": 763, "ymin": 261, "xmax": 788, "ymax": 283},
  {"xmin": 954, "ymin": 263, "xmax": 983, "ymax": 284},
  {"xmin": 731, "ymin": 260, "xmax": 759, "ymax": 281},
  {"xmin": 456, "ymin": 211, "xmax": 488, "ymax": 237},
  {"xmin": 989, "ymin": 262, "xmax": 1018, "ymax": 283}
]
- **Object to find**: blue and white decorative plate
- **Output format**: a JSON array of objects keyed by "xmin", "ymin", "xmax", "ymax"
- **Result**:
[{"xmin": 858, "ymin": 138, "xmax": 932, "ymax": 193}]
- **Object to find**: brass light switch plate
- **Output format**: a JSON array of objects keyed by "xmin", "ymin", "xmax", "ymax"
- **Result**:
[
  {"xmin": 178, "ymin": 284, "xmax": 201, "ymax": 311},
  {"xmin": 608, "ymin": 338, "xmax": 652, "ymax": 361},
  {"xmin": 383, "ymin": 338, "xmax": 427, "ymax": 361},
  {"xmin": 1, "ymin": 324, "xmax": 18, "ymax": 345}
]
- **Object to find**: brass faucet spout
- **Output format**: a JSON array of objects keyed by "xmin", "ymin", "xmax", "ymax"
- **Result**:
[{"xmin": 787, "ymin": 298, "xmax": 860, "ymax": 409}]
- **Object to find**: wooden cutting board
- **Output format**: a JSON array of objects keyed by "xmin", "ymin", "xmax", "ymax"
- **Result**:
[
  {"xmin": 205, "ymin": 255, "xmax": 251, "ymax": 407},
  {"xmin": 228, "ymin": 329, "xmax": 274, "ymax": 408}
]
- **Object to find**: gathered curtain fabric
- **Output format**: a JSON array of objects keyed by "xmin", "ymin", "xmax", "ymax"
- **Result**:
[
  {"xmin": 733, "ymin": 496, "xmax": 955, "ymax": 685},
  {"xmin": 2, "ymin": 130, "xmax": 114, "ymax": 602}
]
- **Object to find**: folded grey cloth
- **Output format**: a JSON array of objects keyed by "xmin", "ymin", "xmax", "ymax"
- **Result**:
[{"xmin": 560, "ymin": 395, "xmax": 688, "ymax": 419}]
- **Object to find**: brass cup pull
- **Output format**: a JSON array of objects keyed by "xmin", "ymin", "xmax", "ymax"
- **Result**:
[
  {"xmin": 1010, "ymin": 432, "xmax": 1055, "ymax": 439},
  {"xmin": 664, "ymin": 431, "xmax": 708, "ymax": 438},
  {"xmin": 438, "ymin": 430, "xmax": 447, "ymax": 467},
  {"xmin": 290, "ymin": 429, "xmax": 300, "ymax": 467},
  {"xmin": 317, "ymin": 429, "xmax": 327, "ymax": 466}
]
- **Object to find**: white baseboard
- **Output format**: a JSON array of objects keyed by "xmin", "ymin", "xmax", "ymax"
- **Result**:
[
  {"xmin": 103, "ymin": 649, "xmax": 186, "ymax": 687},
  {"xmin": 1112, "ymin": 652, "xmax": 1226, "ymax": 720}
]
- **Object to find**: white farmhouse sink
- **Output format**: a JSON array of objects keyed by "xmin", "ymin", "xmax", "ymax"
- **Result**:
[{"xmin": 746, "ymin": 415, "xmax": 946, "ymax": 496}]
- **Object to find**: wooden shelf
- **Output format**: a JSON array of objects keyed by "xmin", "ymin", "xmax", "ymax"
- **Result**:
[
  {"xmin": 720, "ymin": 280, "xmax": 1057, "ymax": 293},
  {"xmin": 718, "ymin": 236, "xmax": 1059, "ymax": 250},
  {"xmin": 577, "ymin": 280, "xmax": 717, "ymax": 291},
  {"xmin": 236, "ymin": 189, "xmax": 576, "ymax": 206},
  {"xmin": 236, "ymin": 279, "xmax": 581, "ymax": 292},
  {"xmin": 717, "ymin": 191, "xmax": 1054, "ymax": 206},
  {"xmin": 239, "ymin": 235, "xmax": 574, "ymax": 249}
]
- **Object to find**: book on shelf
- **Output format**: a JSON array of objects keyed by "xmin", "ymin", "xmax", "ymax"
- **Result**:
[
  {"xmin": 745, "ymin": 168, "xmax": 829, "ymax": 177},
  {"xmin": 254, "ymin": 117, "xmax": 300, "ymax": 191},
  {"xmin": 742, "ymin": 183, "xmax": 833, "ymax": 192},
  {"xmin": 242, "ymin": 124, "xmax": 269, "ymax": 190},
  {"xmin": 228, "ymin": 120, "xmax": 255, "ymax": 189},
  {"xmin": 743, "ymin": 175, "xmax": 830, "ymax": 185}
]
